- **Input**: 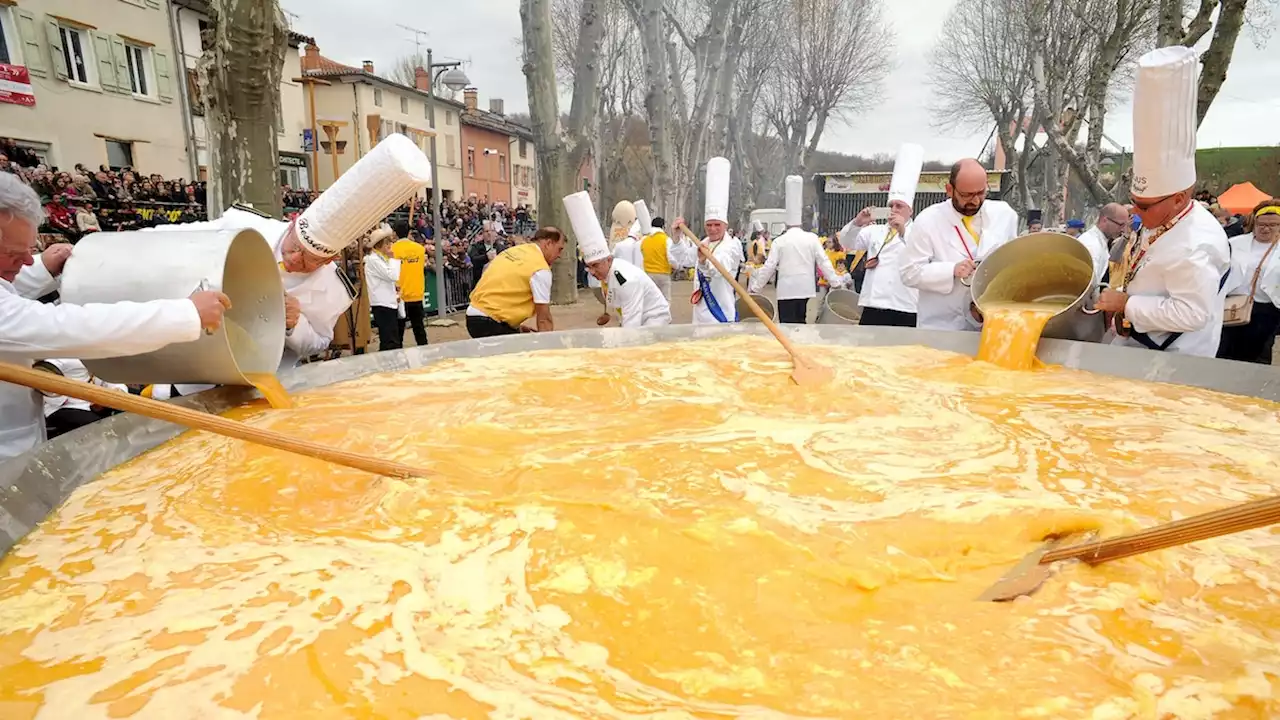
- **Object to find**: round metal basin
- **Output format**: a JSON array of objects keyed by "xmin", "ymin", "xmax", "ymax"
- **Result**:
[
  {"xmin": 736, "ymin": 294, "xmax": 776, "ymax": 323},
  {"xmin": 818, "ymin": 288, "xmax": 862, "ymax": 325},
  {"xmin": 3, "ymin": 324, "xmax": 1279, "ymax": 555}
]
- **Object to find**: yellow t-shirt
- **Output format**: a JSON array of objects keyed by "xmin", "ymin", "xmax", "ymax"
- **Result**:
[
  {"xmin": 392, "ymin": 239, "xmax": 426, "ymax": 302},
  {"xmin": 641, "ymin": 231, "xmax": 671, "ymax": 275},
  {"xmin": 468, "ymin": 243, "xmax": 549, "ymax": 327}
]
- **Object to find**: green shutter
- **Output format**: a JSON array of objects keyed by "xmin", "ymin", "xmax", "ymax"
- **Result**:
[
  {"xmin": 44, "ymin": 20, "xmax": 68, "ymax": 81},
  {"xmin": 15, "ymin": 11, "xmax": 47, "ymax": 77},
  {"xmin": 154, "ymin": 50, "xmax": 173, "ymax": 102},
  {"xmin": 110, "ymin": 37, "xmax": 130, "ymax": 93},
  {"xmin": 90, "ymin": 32, "xmax": 117, "ymax": 91}
]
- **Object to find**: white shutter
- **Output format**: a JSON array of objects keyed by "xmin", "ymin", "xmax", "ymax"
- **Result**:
[
  {"xmin": 91, "ymin": 32, "xmax": 118, "ymax": 91},
  {"xmin": 44, "ymin": 21, "xmax": 68, "ymax": 81},
  {"xmin": 15, "ymin": 11, "xmax": 47, "ymax": 77},
  {"xmin": 154, "ymin": 50, "xmax": 173, "ymax": 102},
  {"xmin": 110, "ymin": 37, "xmax": 130, "ymax": 93}
]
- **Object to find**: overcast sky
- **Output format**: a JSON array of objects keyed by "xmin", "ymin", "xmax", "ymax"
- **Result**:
[{"xmin": 283, "ymin": 0, "xmax": 1280, "ymax": 163}]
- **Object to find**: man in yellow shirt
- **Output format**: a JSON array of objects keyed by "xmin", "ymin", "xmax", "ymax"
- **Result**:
[
  {"xmin": 465, "ymin": 227, "xmax": 567, "ymax": 337},
  {"xmin": 390, "ymin": 220, "xmax": 428, "ymax": 346}
]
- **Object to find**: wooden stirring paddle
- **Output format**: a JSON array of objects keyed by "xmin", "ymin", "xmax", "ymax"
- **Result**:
[
  {"xmin": 677, "ymin": 224, "xmax": 833, "ymax": 386},
  {"xmin": 0, "ymin": 362, "xmax": 428, "ymax": 479},
  {"xmin": 979, "ymin": 495, "xmax": 1280, "ymax": 602}
]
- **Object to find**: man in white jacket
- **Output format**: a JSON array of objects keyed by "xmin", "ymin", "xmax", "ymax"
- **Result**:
[
  {"xmin": 839, "ymin": 143, "xmax": 923, "ymax": 327},
  {"xmin": 1094, "ymin": 47, "xmax": 1229, "ymax": 358},
  {"xmin": 567, "ymin": 193, "xmax": 671, "ymax": 328},
  {"xmin": 899, "ymin": 158, "xmax": 1019, "ymax": 331},
  {"xmin": 750, "ymin": 175, "xmax": 846, "ymax": 323},
  {"xmin": 0, "ymin": 174, "xmax": 229, "ymax": 459},
  {"xmin": 148, "ymin": 134, "xmax": 433, "ymax": 399},
  {"xmin": 687, "ymin": 157, "xmax": 744, "ymax": 324}
]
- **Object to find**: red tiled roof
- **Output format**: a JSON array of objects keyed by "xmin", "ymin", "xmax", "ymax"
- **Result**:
[{"xmin": 303, "ymin": 52, "xmax": 361, "ymax": 75}]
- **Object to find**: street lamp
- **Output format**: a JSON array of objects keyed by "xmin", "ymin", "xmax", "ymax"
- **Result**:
[
  {"xmin": 483, "ymin": 148, "xmax": 499, "ymax": 204},
  {"xmin": 426, "ymin": 51, "xmax": 470, "ymax": 319}
]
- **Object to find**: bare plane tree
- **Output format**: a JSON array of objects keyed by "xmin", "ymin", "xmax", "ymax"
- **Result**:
[
  {"xmin": 1157, "ymin": 0, "xmax": 1276, "ymax": 126},
  {"xmin": 520, "ymin": 0, "xmax": 604, "ymax": 303},
  {"xmin": 198, "ymin": 0, "xmax": 289, "ymax": 218},
  {"xmin": 759, "ymin": 0, "xmax": 892, "ymax": 177}
]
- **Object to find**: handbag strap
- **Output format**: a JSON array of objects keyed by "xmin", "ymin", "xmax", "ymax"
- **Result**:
[{"xmin": 1244, "ymin": 240, "xmax": 1278, "ymax": 303}]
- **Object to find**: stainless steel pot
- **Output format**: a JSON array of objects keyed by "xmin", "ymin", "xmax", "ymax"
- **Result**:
[
  {"xmin": 970, "ymin": 231, "xmax": 1105, "ymax": 343},
  {"xmin": 818, "ymin": 288, "xmax": 862, "ymax": 325},
  {"xmin": 59, "ymin": 228, "xmax": 286, "ymax": 385},
  {"xmin": 736, "ymin": 293, "xmax": 776, "ymax": 323}
]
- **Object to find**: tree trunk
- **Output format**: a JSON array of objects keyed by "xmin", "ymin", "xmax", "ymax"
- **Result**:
[
  {"xmin": 520, "ymin": 0, "xmax": 576, "ymax": 304},
  {"xmin": 1195, "ymin": 0, "xmax": 1247, "ymax": 127},
  {"xmin": 201, "ymin": 0, "xmax": 287, "ymax": 219}
]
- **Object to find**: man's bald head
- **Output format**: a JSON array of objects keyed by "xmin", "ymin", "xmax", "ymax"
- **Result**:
[
  {"xmin": 1097, "ymin": 202, "xmax": 1131, "ymax": 241},
  {"xmin": 947, "ymin": 159, "xmax": 988, "ymax": 216}
]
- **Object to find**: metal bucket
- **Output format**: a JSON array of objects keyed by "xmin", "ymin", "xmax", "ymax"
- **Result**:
[
  {"xmin": 818, "ymin": 288, "xmax": 862, "ymax": 325},
  {"xmin": 970, "ymin": 231, "xmax": 1104, "ymax": 343},
  {"xmin": 736, "ymin": 293, "xmax": 776, "ymax": 323},
  {"xmin": 59, "ymin": 228, "xmax": 286, "ymax": 385}
]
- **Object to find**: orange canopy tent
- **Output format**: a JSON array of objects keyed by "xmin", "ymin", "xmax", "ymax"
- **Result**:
[{"xmin": 1217, "ymin": 182, "xmax": 1272, "ymax": 215}]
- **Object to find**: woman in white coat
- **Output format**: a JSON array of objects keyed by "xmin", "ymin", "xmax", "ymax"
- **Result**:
[{"xmin": 1218, "ymin": 200, "xmax": 1280, "ymax": 363}]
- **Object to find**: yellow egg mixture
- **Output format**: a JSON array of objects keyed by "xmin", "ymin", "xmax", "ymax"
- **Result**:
[{"xmin": 2, "ymin": 336, "xmax": 1279, "ymax": 718}]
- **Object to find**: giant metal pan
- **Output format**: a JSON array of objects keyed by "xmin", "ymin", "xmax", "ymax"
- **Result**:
[{"xmin": 3, "ymin": 324, "xmax": 1279, "ymax": 555}]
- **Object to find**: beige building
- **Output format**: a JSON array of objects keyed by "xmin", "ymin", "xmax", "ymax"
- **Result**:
[
  {"xmin": 300, "ymin": 47, "xmax": 464, "ymax": 199},
  {"xmin": 509, "ymin": 132, "xmax": 536, "ymax": 210},
  {"xmin": 170, "ymin": 0, "xmax": 312, "ymax": 187},
  {"xmin": 0, "ymin": 0, "xmax": 189, "ymax": 176}
]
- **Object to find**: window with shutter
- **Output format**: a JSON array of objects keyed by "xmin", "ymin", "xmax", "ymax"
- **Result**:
[
  {"xmin": 0, "ymin": 7, "xmax": 19, "ymax": 66},
  {"xmin": 373, "ymin": 88, "xmax": 383, "ymax": 107},
  {"xmin": 446, "ymin": 139, "xmax": 456, "ymax": 167},
  {"xmin": 400, "ymin": 96, "xmax": 408, "ymax": 114},
  {"xmin": 53, "ymin": 24, "xmax": 94, "ymax": 86}
]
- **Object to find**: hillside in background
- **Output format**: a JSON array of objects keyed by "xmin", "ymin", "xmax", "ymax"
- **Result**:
[{"xmin": 1196, "ymin": 147, "xmax": 1280, "ymax": 196}]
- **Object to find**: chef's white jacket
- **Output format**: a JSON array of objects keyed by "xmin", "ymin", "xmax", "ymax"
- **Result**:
[
  {"xmin": 612, "ymin": 237, "xmax": 643, "ymax": 268},
  {"xmin": 1075, "ymin": 225, "xmax": 1111, "ymax": 289},
  {"xmin": 846, "ymin": 223, "xmax": 918, "ymax": 314},
  {"xmin": 605, "ymin": 259, "xmax": 671, "ymax": 327},
  {"xmin": 363, "ymin": 252, "xmax": 401, "ymax": 309},
  {"xmin": 749, "ymin": 227, "xmax": 845, "ymax": 300},
  {"xmin": 692, "ymin": 235, "xmax": 745, "ymax": 324},
  {"xmin": 1111, "ymin": 203, "xmax": 1230, "ymax": 357},
  {"xmin": 41, "ymin": 359, "xmax": 129, "ymax": 416},
  {"xmin": 0, "ymin": 257, "xmax": 201, "ymax": 459},
  {"xmin": 1226, "ymin": 233, "xmax": 1280, "ymax": 304},
  {"xmin": 899, "ymin": 199, "xmax": 1019, "ymax": 330}
]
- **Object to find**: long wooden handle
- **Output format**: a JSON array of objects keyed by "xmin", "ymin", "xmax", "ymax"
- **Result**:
[
  {"xmin": 677, "ymin": 225, "xmax": 807, "ymax": 361},
  {"xmin": 1041, "ymin": 495, "xmax": 1280, "ymax": 566},
  {"xmin": 0, "ymin": 362, "xmax": 427, "ymax": 479}
]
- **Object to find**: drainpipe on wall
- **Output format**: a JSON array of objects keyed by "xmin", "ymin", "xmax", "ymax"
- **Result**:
[
  {"xmin": 167, "ymin": 3, "xmax": 200, "ymax": 180},
  {"xmin": 352, "ymin": 83, "xmax": 364, "ymax": 158}
]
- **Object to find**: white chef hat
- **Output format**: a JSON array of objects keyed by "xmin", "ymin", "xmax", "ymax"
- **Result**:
[
  {"xmin": 889, "ymin": 143, "xmax": 924, "ymax": 207},
  {"xmin": 784, "ymin": 175, "xmax": 803, "ymax": 227},
  {"xmin": 704, "ymin": 157, "xmax": 731, "ymax": 223},
  {"xmin": 634, "ymin": 200, "xmax": 653, "ymax": 234},
  {"xmin": 1131, "ymin": 46, "xmax": 1199, "ymax": 199},
  {"xmin": 564, "ymin": 191, "xmax": 610, "ymax": 263},
  {"xmin": 295, "ymin": 133, "xmax": 432, "ymax": 257}
]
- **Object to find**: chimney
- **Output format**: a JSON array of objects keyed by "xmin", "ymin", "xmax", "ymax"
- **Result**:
[
  {"xmin": 489, "ymin": 98, "xmax": 504, "ymax": 115},
  {"xmin": 301, "ymin": 43, "xmax": 321, "ymax": 71},
  {"xmin": 362, "ymin": 60, "xmax": 374, "ymax": 74},
  {"xmin": 414, "ymin": 67, "xmax": 430, "ymax": 92},
  {"xmin": 463, "ymin": 87, "xmax": 478, "ymax": 111}
]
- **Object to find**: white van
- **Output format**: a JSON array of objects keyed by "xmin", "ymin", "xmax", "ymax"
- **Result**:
[{"xmin": 749, "ymin": 209, "xmax": 787, "ymax": 237}]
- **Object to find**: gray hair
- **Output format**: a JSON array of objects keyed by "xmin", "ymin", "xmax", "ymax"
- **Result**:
[{"xmin": 0, "ymin": 172, "xmax": 46, "ymax": 229}]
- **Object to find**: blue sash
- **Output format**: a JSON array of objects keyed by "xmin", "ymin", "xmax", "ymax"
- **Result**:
[{"xmin": 697, "ymin": 269, "xmax": 738, "ymax": 323}]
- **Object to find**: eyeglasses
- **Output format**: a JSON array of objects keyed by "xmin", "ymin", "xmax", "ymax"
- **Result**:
[
  {"xmin": 952, "ymin": 188, "xmax": 987, "ymax": 203},
  {"xmin": 1255, "ymin": 221, "xmax": 1280, "ymax": 231}
]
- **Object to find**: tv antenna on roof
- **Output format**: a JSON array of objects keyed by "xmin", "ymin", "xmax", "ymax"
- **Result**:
[
  {"xmin": 282, "ymin": 9, "xmax": 300, "ymax": 28},
  {"xmin": 398, "ymin": 24, "xmax": 429, "ymax": 57}
]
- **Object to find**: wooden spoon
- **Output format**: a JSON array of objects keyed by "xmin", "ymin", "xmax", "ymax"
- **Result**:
[
  {"xmin": 0, "ymin": 362, "xmax": 428, "ymax": 479},
  {"xmin": 979, "ymin": 495, "xmax": 1280, "ymax": 601},
  {"xmin": 677, "ymin": 225, "xmax": 833, "ymax": 386}
]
